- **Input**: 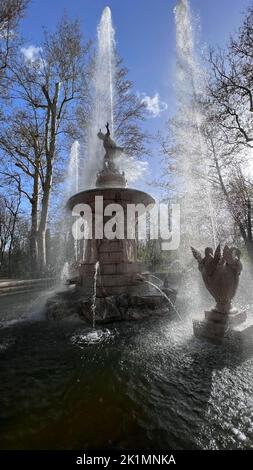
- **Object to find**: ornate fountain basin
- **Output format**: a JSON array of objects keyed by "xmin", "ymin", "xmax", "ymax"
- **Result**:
[{"xmin": 67, "ymin": 187, "xmax": 155, "ymax": 212}]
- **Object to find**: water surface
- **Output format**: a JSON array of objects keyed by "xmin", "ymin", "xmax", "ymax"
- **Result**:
[{"xmin": 0, "ymin": 296, "xmax": 253, "ymax": 450}]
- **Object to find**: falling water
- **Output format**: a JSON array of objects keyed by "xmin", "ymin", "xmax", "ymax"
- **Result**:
[
  {"xmin": 174, "ymin": 0, "xmax": 217, "ymax": 265},
  {"xmin": 91, "ymin": 261, "xmax": 100, "ymax": 329},
  {"xmin": 82, "ymin": 6, "xmax": 116, "ymax": 189},
  {"xmin": 143, "ymin": 279, "xmax": 182, "ymax": 321},
  {"xmin": 66, "ymin": 140, "xmax": 80, "ymax": 197},
  {"xmin": 148, "ymin": 274, "xmax": 164, "ymax": 284},
  {"xmin": 60, "ymin": 261, "xmax": 70, "ymax": 282},
  {"xmin": 65, "ymin": 141, "xmax": 80, "ymax": 260}
]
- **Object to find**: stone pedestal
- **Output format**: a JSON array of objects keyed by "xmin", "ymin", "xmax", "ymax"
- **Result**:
[
  {"xmin": 193, "ymin": 309, "xmax": 251, "ymax": 345},
  {"xmin": 96, "ymin": 168, "xmax": 126, "ymax": 188},
  {"xmin": 230, "ymin": 320, "xmax": 253, "ymax": 344}
]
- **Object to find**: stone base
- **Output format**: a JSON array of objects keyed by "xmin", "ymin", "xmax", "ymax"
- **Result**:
[
  {"xmin": 79, "ymin": 261, "xmax": 145, "ymax": 297},
  {"xmin": 229, "ymin": 320, "xmax": 253, "ymax": 344},
  {"xmin": 204, "ymin": 309, "xmax": 247, "ymax": 326},
  {"xmin": 193, "ymin": 309, "xmax": 250, "ymax": 345},
  {"xmin": 96, "ymin": 170, "xmax": 126, "ymax": 188},
  {"xmin": 45, "ymin": 285, "xmax": 177, "ymax": 324},
  {"xmin": 193, "ymin": 318, "xmax": 227, "ymax": 344}
]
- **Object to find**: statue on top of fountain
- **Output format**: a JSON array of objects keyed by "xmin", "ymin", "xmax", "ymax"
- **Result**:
[
  {"xmin": 96, "ymin": 122, "xmax": 127, "ymax": 188},
  {"xmin": 98, "ymin": 122, "xmax": 124, "ymax": 164}
]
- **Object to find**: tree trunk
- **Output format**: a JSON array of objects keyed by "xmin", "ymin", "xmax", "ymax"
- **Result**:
[
  {"xmin": 30, "ymin": 203, "xmax": 39, "ymax": 273},
  {"xmin": 8, "ymin": 210, "xmax": 19, "ymax": 277},
  {"xmin": 245, "ymin": 239, "xmax": 253, "ymax": 268},
  {"xmin": 37, "ymin": 84, "xmax": 58, "ymax": 272},
  {"xmin": 45, "ymin": 228, "xmax": 51, "ymax": 266},
  {"xmin": 30, "ymin": 159, "xmax": 40, "ymax": 274},
  {"xmin": 38, "ymin": 162, "xmax": 53, "ymax": 271}
]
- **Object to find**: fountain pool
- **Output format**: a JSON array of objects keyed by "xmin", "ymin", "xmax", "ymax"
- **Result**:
[{"xmin": 0, "ymin": 309, "xmax": 253, "ymax": 449}]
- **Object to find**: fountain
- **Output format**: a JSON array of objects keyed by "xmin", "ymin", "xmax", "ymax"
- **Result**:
[
  {"xmin": 192, "ymin": 245, "xmax": 253, "ymax": 344},
  {"xmin": 44, "ymin": 5, "xmax": 178, "ymax": 323},
  {"xmin": 46, "ymin": 124, "xmax": 177, "ymax": 323}
]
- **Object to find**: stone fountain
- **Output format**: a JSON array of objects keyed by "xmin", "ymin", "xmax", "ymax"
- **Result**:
[
  {"xmin": 192, "ymin": 245, "xmax": 253, "ymax": 344},
  {"xmin": 46, "ymin": 125, "xmax": 177, "ymax": 323},
  {"xmin": 68, "ymin": 124, "xmax": 154, "ymax": 298}
]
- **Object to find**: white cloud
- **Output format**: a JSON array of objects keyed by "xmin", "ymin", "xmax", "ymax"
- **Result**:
[
  {"xmin": 140, "ymin": 92, "xmax": 168, "ymax": 118},
  {"xmin": 115, "ymin": 154, "xmax": 148, "ymax": 183},
  {"xmin": 21, "ymin": 45, "xmax": 43, "ymax": 64}
]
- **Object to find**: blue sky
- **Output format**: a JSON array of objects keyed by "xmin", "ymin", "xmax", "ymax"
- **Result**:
[{"xmin": 20, "ymin": 0, "xmax": 253, "ymax": 197}]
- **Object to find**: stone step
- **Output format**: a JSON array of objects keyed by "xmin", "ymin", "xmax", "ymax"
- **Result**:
[
  {"xmin": 0, "ymin": 278, "xmax": 56, "ymax": 298},
  {"xmin": 0, "ymin": 278, "xmax": 55, "ymax": 288},
  {"xmin": 0, "ymin": 287, "xmax": 50, "ymax": 299}
]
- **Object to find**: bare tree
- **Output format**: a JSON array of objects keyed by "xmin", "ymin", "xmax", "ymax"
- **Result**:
[
  {"xmin": 203, "ymin": 5, "xmax": 253, "ymax": 263},
  {"xmin": 0, "ymin": 197, "xmax": 10, "ymax": 269},
  {"xmin": 207, "ymin": 6, "xmax": 253, "ymax": 151},
  {"xmin": 0, "ymin": 14, "xmax": 90, "ymax": 271},
  {"xmin": 203, "ymin": 115, "xmax": 253, "ymax": 262},
  {"xmin": 0, "ymin": 191, "xmax": 21, "ymax": 275},
  {"xmin": 0, "ymin": 112, "xmax": 43, "ymax": 270},
  {"xmin": 0, "ymin": 0, "xmax": 29, "ymax": 72}
]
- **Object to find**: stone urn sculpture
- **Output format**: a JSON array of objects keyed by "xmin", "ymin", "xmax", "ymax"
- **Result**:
[
  {"xmin": 191, "ymin": 245, "xmax": 242, "ymax": 314},
  {"xmin": 191, "ymin": 245, "xmax": 246, "ymax": 342}
]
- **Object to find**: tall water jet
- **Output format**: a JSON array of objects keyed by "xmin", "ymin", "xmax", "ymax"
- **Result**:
[
  {"xmin": 66, "ymin": 140, "xmax": 80, "ymax": 260},
  {"xmin": 83, "ymin": 6, "xmax": 116, "ymax": 189},
  {"xmin": 67, "ymin": 140, "xmax": 80, "ymax": 197},
  {"xmin": 174, "ymin": 0, "xmax": 217, "ymax": 267}
]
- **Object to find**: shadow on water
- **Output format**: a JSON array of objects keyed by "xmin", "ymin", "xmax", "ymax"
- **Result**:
[{"xmin": 0, "ymin": 313, "xmax": 253, "ymax": 449}]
